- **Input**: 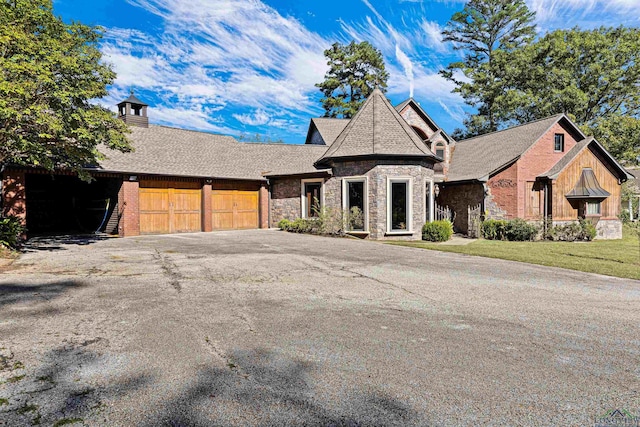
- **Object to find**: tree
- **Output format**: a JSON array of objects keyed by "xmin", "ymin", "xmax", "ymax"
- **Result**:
[
  {"xmin": 440, "ymin": 0, "xmax": 536, "ymax": 138},
  {"xmin": 316, "ymin": 41, "xmax": 389, "ymax": 119},
  {"xmin": 497, "ymin": 27, "xmax": 640, "ymax": 163},
  {"xmin": 0, "ymin": 0, "xmax": 130, "ymax": 180}
]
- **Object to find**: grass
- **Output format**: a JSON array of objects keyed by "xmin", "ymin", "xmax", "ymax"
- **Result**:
[
  {"xmin": 0, "ymin": 398, "xmax": 8, "ymax": 406},
  {"xmin": 389, "ymin": 225, "xmax": 640, "ymax": 280}
]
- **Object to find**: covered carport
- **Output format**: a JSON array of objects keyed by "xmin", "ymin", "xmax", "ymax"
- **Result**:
[{"xmin": 24, "ymin": 172, "xmax": 121, "ymax": 236}]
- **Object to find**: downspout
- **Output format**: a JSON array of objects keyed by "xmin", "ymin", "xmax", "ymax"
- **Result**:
[{"xmin": 543, "ymin": 181, "xmax": 548, "ymax": 231}]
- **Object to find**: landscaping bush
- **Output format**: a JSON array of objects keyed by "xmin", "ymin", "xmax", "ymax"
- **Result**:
[
  {"xmin": 277, "ymin": 219, "xmax": 292, "ymax": 231},
  {"xmin": 0, "ymin": 216, "xmax": 25, "ymax": 249},
  {"xmin": 620, "ymin": 209, "xmax": 631, "ymax": 224},
  {"xmin": 279, "ymin": 206, "xmax": 367, "ymax": 237},
  {"xmin": 546, "ymin": 219, "xmax": 597, "ymax": 242},
  {"xmin": 422, "ymin": 220, "xmax": 453, "ymax": 242},
  {"xmin": 482, "ymin": 218, "xmax": 538, "ymax": 241},
  {"xmin": 289, "ymin": 218, "xmax": 313, "ymax": 233},
  {"xmin": 481, "ymin": 219, "xmax": 509, "ymax": 240},
  {"xmin": 505, "ymin": 218, "xmax": 539, "ymax": 241}
]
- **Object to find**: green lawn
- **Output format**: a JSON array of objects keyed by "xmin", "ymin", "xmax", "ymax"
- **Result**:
[{"xmin": 388, "ymin": 226, "xmax": 640, "ymax": 280}]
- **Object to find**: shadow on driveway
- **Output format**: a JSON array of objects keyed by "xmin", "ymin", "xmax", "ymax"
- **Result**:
[
  {"xmin": 0, "ymin": 280, "xmax": 85, "ymax": 309},
  {"xmin": 22, "ymin": 234, "xmax": 112, "ymax": 252},
  {"xmin": 1, "ymin": 345, "xmax": 432, "ymax": 426}
]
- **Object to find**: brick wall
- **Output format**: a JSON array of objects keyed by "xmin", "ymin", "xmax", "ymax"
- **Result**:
[
  {"xmin": 486, "ymin": 163, "xmax": 518, "ymax": 219},
  {"xmin": 516, "ymin": 122, "xmax": 580, "ymax": 218},
  {"xmin": 118, "ymin": 179, "xmax": 140, "ymax": 237},
  {"xmin": 1, "ymin": 170, "xmax": 26, "ymax": 224},
  {"xmin": 202, "ymin": 183, "xmax": 212, "ymax": 232},
  {"xmin": 259, "ymin": 184, "xmax": 269, "ymax": 228}
]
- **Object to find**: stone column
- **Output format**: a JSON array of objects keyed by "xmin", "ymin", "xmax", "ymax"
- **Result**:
[{"xmin": 118, "ymin": 178, "xmax": 140, "ymax": 237}]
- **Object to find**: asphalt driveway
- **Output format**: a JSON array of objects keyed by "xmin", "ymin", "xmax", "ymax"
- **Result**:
[{"xmin": 0, "ymin": 230, "xmax": 638, "ymax": 426}]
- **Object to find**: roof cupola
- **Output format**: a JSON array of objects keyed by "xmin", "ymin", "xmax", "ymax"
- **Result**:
[{"xmin": 117, "ymin": 91, "xmax": 149, "ymax": 128}]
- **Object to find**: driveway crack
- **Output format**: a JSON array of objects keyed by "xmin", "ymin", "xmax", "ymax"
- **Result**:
[{"xmin": 153, "ymin": 250, "xmax": 182, "ymax": 293}]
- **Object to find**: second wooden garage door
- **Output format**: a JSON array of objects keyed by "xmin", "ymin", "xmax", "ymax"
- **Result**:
[
  {"xmin": 139, "ymin": 188, "xmax": 201, "ymax": 234},
  {"xmin": 212, "ymin": 190, "xmax": 259, "ymax": 230}
]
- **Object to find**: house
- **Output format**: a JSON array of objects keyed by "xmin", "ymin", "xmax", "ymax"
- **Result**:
[
  {"xmin": 1, "ymin": 89, "xmax": 633, "ymax": 240},
  {"xmin": 438, "ymin": 114, "xmax": 633, "ymax": 239}
]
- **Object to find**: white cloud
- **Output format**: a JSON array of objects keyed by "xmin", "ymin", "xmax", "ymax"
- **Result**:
[
  {"xmin": 339, "ymin": 0, "xmax": 465, "ymax": 122},
  {"xmin": 527, "ymin": 0, "xmax": 640, "ymax": 26},
  {"xmin": 233, "ymin": 109, "xmax": 271, "ymax": 126},
  {"xmin": 101, "ymin": 0, "xmax": 331, "ymax": 134}
]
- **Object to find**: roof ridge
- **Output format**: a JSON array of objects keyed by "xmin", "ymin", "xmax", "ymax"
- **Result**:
[
  {"xmin": 456, "ymin": 113, "xmax": 565, "ymax": 144},
  {"xmin": 147, "ymin": 124, "xmax": 237, "ymax": 139}
]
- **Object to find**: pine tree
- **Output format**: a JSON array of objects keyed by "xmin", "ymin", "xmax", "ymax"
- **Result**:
[{"xmin": 316, "ymin": 41, "xmax": 389, "ymax": 118}]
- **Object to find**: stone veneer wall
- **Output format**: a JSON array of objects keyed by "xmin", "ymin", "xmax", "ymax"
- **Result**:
[
  {"xmin": 323, "ymin": 159, "xmax": 435, "ymax": 240},
  {"xmin": 270, "ymin": 177, "xmax": 302, "ymax": 226},
  {"xmin": 436, "ymin": 183, "xmax": 484, "ymax": 234},
  {"xmin": 553, "ymin": 219, "xmax": 623, "ymax": 240}
]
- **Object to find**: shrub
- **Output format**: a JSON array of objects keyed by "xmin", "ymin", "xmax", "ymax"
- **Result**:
[
  {"xmin": 277, "ymin": 219, "xmax": 292, "ymax": 231},
  {"xmin": 0, "ymin": 216, "xmax": 25, "ymax": 249},
  {"xmin": 422, "ymin": 220, "xmax": 453, "ymax": 242},
  {"xmin": 546, "ymin": 219, "xmax": 597, "ymax": 242},
  {"xmin": 620, "ymin": 209, "xmax": 631, "ymax": 224},
  {"xmin": 481, "ymin": 219, "xmax": 509, "ymax": 240},
  {"xmin": 505, "ymin": 218, "xmax": 539, "ymax": 241},
  {"xmin": 290, "ymin": 218, "xmax": 313, "ymax": 233},
  {"xmin": 482, "ymin": 218, "xmax": 538, "ymax": 241}
]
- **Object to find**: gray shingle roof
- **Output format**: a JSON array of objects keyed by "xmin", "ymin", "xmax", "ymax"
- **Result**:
[
  {"xmin": 539, "ymin": 137, "xmax": 635, "ymax": 182},
  {"xmin": 95, "ymin": 125, "xmax": 326, "ymax": 181},
  {"xmin": 309, "ymin": 118, "xmax": 349, "ymax": 145},
  {"xmin": 627, "ymin": 167, "xmax": 640, "ymax": 192},
  {"xmin": 316, "ymin": 88, "xmax": 437, "ymax": 166},
  {"xmin": 118, "ymin": 93, "xmax": 148, "ymax": 106},
  {"xmin": 447, "ymin": 114, "xmax": 568, "ymax": 182}
]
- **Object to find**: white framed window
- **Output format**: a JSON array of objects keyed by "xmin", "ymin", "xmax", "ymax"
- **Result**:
[
  {"xmin": 586, "ymin": 201, "xmax": 601, "ymax": 216},
  {"xmin": 387, "ymin": 177, "xmax": 413, "ymax": 234},
  {"xmin": 342, "ymin": 177, "xmax": 368, "ymax": 232},
  {"xmin": 301, "ymin": 178, "xmax": 324, "ymax": 218}
]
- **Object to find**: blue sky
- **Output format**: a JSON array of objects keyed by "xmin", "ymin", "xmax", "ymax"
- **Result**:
[{"xmin": 52, "ymin": 0, "xmax": 640, "ymax": 143}]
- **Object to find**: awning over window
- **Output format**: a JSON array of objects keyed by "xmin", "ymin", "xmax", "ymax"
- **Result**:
[{"xmin": 566, "ymin": 168, "xmax": 610, "ymax": 200}]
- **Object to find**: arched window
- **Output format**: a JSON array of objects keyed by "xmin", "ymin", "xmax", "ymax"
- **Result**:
[{"xmin": 434, "ymin": 143, "xmax": 445, "ymax": 160}]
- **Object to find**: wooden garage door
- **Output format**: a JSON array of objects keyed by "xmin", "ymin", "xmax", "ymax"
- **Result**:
[
  {"xmin": 139, "ymin": 188, "xmax": 201, "ymax": 234},
  {"xmin": 212, "ymin": 190, "xmax": 259, "ymax": 230}
]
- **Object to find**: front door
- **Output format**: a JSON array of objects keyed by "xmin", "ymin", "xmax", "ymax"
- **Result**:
[{"xmin": 304, "ymin": 182, "xmax": 322, "ymax": 217}]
